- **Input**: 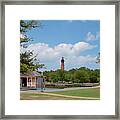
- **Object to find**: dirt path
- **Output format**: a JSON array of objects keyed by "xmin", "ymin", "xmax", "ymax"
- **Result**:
[{"xmin": 39, "ymin": 92, "xmax": 99, "ymax": 100}]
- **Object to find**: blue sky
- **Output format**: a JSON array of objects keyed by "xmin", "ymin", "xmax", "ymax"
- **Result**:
[{"xmin": 21, "ymin": 20, "xmax": 100, "ymax": 71}]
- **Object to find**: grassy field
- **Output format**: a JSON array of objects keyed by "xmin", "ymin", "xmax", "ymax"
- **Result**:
[
  {"xmin": 20, "ymin": 92, "xmax": 86, "ymax": 100},
  {"xmin": 49, "ymin": 87, "xmax": 100, "ymax": 98},
  {"xmin": 20, "ymin": 87, "xmax": 100, "ymax": 100}
]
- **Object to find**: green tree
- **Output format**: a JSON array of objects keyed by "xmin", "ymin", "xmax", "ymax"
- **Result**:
[
  {"xmin": 20, "ymin": 20, "xmax": 44, "ymax": 73},
  {"xmin": 75, "ymin": 70, "xmax": 89, "ymax": 83},
  {"xmin": 43, "ymin": 67, "xmax": 100, "ymax": 84},
  {"xmin": 20, "ymin": 20, "xmax": 39, "ymax": 43},
  {"xmin": 89, "ymin": 69, "xmax": 100, "ymax": 83},
  {"xmin": 20, "ymin": 51, "xmax": 44, "ymax": 73},
  {"xmin": 56, "ymin": 69, "xmax": 65, "ymax": 82}
]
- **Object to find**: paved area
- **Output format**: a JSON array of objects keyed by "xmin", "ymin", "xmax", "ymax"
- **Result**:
[{"xmin": 21, "ymin": 86, "xmax": 100, "ymax": 93}]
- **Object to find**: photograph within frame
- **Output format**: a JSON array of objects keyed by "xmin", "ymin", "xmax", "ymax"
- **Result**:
[{"xmin": 20, "ymin": 20, "xmax": 100, "ymax": 100}]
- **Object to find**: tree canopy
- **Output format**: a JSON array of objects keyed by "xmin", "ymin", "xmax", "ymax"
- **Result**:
[
  {"xmin": 20, "ymin": 20, "xmax": 39, "ymax": 43},
  {"xmin": 20, "ymin": 20, "xmax": 44, "ymax": 74},
  {"xmin": 44, "ymin": 67, "xmax": 100, "ymax": 83}
]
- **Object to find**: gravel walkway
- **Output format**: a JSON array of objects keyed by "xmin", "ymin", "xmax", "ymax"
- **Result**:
[{"xmin": 21, "ymin": 86, "xmax": 100, "ymax": 93}]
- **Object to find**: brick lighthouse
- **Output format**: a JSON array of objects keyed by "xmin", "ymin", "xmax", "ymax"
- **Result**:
[{"xmin": 61, "ymin": 57, "xmax": 64, "ymax": 71}]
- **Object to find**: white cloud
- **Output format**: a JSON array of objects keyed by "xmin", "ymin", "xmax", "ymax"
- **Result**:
[
  {"xmin": 21, "ymin": 41, "xmax": 97, "ymax": 70},
  {"xmin": 86, "ymin": 32, "xmax": 100, "ymax": 41},
  {"xmin": 65, "ymin": 55, "xmax": 97, "ymax": 70}
]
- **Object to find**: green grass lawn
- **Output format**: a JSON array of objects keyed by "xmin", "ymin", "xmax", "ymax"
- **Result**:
[
  {"xmin": 20, "ymin": 92, "xmax": 83, "ymax": 100},
  {"xmin": 50, "ymin": 87, "xmax": 100, "ymax": 98}
]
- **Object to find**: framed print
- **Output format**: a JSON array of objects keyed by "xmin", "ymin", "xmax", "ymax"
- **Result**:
[{"xmin": 0, "ymin": 0, "xmax": 119, "ymax": 119}]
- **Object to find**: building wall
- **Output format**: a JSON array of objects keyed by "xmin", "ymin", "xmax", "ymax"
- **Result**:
[{"xmin": 21, "ymin": 76, "xmax": 37, "ymax": 88}]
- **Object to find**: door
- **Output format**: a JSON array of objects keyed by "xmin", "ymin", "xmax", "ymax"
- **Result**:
[{"xmin": 22, "ymin": 77, "xmax": 27, "ymax": 87}]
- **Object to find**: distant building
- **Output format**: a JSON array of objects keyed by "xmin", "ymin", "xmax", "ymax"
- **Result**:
[
  {"xmin": 61, "ymin": 57, "xmax": 64, "ymax": 71},
  {"xmin": 20, "ymin": 71, "xmax": 42, "ymax": 88}
]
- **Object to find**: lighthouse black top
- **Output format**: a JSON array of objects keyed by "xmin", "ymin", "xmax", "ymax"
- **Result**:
[
  {"xmin": 61, "ymin": 57, "xmax": 64, "ymax": 63},
  {"xmin": 61, "ymin": 57, "xmax": 64, "ymax": 71}
]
